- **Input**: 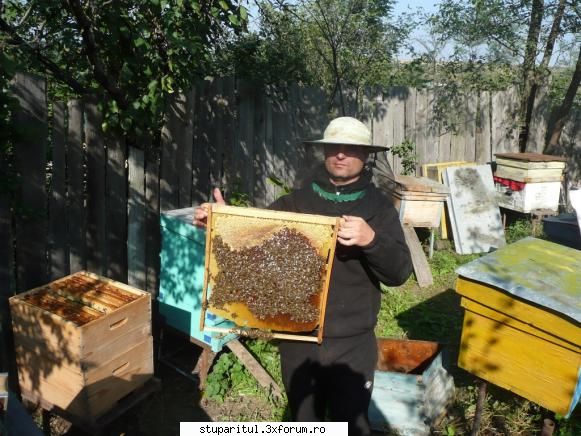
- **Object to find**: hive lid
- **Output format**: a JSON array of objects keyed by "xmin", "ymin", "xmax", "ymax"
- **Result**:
[
  {"xmin": 494, "ymin": 152, "xmax": 567, "ymax": 163},
  {"xmin": 161, "ymin": 207, "xmax": 206, "ymax": 244},
  {"xmin": 387, "ymin": 175, "xmax": 450, "ymax": 194},
  {"xmin": 456, "ymin": 237, "xmax": 581, "ymax": 323}
]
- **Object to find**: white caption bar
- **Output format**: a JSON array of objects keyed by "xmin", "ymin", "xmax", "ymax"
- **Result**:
[{"xmin": 181, "ymin": 422, "xmax": 348, "ymax": 435}]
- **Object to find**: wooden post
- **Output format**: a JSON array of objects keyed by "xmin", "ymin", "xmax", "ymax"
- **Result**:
[{"xmin": 471, "ymin": 380, "xmax": 488, "ymax": 436}]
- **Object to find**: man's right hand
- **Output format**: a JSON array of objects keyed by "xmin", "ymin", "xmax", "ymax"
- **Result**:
[{"xmin": 193, "ymin": 188, "xmax": 226, "ymax": 227}]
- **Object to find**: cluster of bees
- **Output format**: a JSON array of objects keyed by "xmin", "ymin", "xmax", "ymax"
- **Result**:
[{"xmin": 210, "ymin": 227, "xmax": 325, "ymax": 324}]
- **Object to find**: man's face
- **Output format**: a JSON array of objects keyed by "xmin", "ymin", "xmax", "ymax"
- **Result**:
[{"xmin": 324, "ymin": 144, "xmax": 369, "ymax": 186}]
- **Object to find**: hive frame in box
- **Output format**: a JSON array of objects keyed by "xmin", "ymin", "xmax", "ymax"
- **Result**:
[{"xmin": 200, "ymin": 204, "xmax": 340, "ymax": 344}]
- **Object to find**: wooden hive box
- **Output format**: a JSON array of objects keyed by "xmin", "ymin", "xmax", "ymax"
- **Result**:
[
  {"xmin": 369, "ymin": 338, "xmax": 455, "ymax": 435},
  {"xmin": 386, "ymin": 175, "xmax": 450, "ymax": 228},
  {"xmin": 201, "ymin": 204, "xmax": 340, "ymax": 343},
  {"xmin": 495, "ymin": 178, "xmax": 562, "ymax": 213},
  {"xmin": 9, "ymin": 271, "xmax": 153, "ymax": 424},
  {"xmin": 494, "ymin": 152, "xmax": 566, "ymax": 183},
  {"xmin": 455, "ymin": 238, "xmax": 581, "ymax": 417}
]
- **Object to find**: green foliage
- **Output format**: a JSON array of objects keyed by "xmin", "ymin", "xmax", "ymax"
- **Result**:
[
  {"xmin": 1, "ymin": 0, "xmax": 247, "ymax": 139},
  {"xmin": 555, "ymin": 410, "xmax": 581, "ymax": 436},
  {"xmin": 266, "ymin": 174, "xmax": 292, "ymax": 199},
  {"xmin": 429, "ymin": 249, "xmax": 481, "ymax": 278},
  {"xmin": 226, "ymin": 179, "xmax": 251, "ymax": 207},
  {"xmin": 204, "ymin": 339, "xmax": 284, "ymax": 407},
  {"xmin": 213, "ymin": 3, "xmax": 311, "ymax": 85},
  {"xmin": 505, "ymin": 219, "xmax": 534, "ymax": 244},
  {"xmin": 219, "ymin": 0, "xmax": 410, "ymax": 111},
  {"xmin": 390, "ymin": 139, "xmax": 418, "ymax": 175}
]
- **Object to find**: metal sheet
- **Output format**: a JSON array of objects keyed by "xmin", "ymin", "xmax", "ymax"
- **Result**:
[
  {"xmin": 456, "ymin": 237, "xmax": 581, "ymax": 322},
  {"xmin": 444, "ymin": 165, "xmax": 506, "ymax": 254}
]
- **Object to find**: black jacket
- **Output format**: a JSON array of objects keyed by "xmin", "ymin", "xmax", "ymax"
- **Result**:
[{"xmin": 269, "ymin": 165, "xmax": 412, "ymax": 338}]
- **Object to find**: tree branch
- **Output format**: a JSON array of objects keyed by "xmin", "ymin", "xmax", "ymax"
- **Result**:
[
  {"xmin": 0, "ymin": 15, "xmax": 90, "ymax": 94},
  {"xmin": 66, "ymin": 0, "xmax": 128, "ymax": 109},
  {"xmin": 539, "ymin": 0, "xmax": 566, "ymax": 71}
]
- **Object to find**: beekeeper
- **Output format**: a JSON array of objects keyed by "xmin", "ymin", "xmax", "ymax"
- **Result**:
[{"xmin": 194, "ymin": 116, "xmax": 412, "ymax": 436}]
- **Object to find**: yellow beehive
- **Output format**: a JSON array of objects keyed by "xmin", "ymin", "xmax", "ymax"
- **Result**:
[
  {"xmin": 9, "ymin": 271, "xmax": 153, "ymax": 424},
  {"xmin": 201, "ymin": 204, "xmax": 340, "ymax": 343},
  {"xmin": 455, "ymin": 238, "xmax": 581, "ymax": 417}
]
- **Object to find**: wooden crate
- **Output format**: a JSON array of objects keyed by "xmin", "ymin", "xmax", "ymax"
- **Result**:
[
  {"xmin": 386, "ymin": 175, "xmax": 450, "ymax": 228},
  {"xmin": 201, "ymin": 204, "xmax": 340, "ymax": 343},
  {"xmin": 455, "ymin": 238, "xmax": 581, "ymax": 417},
  {"xmin": 9, "ymin": 271, "xmax": 153, "ymax": 424},
  {"xmin": 369, "ymin": 338, "xmax": 455, "ymax": 435},
  {"xmin": 495, "ymin": 152, "xmax": 566, "ymax": 183}
]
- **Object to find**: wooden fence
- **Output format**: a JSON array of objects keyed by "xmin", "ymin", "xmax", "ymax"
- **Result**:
[{"xmin": 1, "ymin": 72, "xmax": 579, "ymax": 304}]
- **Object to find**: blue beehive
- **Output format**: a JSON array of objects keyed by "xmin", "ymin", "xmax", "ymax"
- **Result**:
[
  {"xmin": 369, "ymin": 338, "xmax": 455, "ymax": 435},
  {"xmin": 158, "ymin": 207, "xmax": 237, "ymax": 352}
]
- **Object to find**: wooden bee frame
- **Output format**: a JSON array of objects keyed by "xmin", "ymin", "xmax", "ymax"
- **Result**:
[{"xmin": 200, "ymin": 204, "xmax": 339, "ymax": 344}]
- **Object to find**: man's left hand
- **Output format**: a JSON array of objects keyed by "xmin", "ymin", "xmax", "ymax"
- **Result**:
[{"xmin": 337, "ymin": 215, "xmax": 375, "ymax": 247}]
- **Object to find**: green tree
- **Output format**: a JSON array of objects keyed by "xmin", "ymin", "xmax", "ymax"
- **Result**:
[
  {"xmin": 429, "ymin": 0, "xmax": 580, "ymax": 152},
  {"xmin": 241, "ymin": 0, "xmax": 409, "ymax": 113},
  {"xmin": 0, "ymin": 0, "xmax": 248, "ymax": 139}
]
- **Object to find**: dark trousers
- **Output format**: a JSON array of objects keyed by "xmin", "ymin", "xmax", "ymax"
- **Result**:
[{"xmin": 278, "ymin": 331, "xmax": 378, "ymax": 436}]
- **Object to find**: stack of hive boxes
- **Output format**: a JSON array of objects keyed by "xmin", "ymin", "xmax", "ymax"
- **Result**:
[
  {"xmin": 494, "ymin": 152, "xmax": 566, "ymax": 213},
  {"xmin": 9, "ymin": 271, "xmax": 153, "ymax": 426}
]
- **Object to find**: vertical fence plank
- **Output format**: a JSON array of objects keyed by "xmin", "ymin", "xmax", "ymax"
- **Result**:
[
  {"xmin": 106, "ymin": 133, "xmax": 127, "ymax": 282},
  {"xmin": 145, "ymin": 140, "xmax": 160, "ymax": 296},
  {"xmin": 423, "ymin": 91, "xmax": 439, "ymax": 173},
  {"xmin": 236, "ymin": 80, "xmax": 256, "ymax": 200},
  {"xmin": 128, "ymin": 146, "xmax": 146, "ymax": 290},
  {"xmin": 492, "ymin": 86, "xmax": 520, "ymax": 156},
  {"xmin": 404, "ymin": 88, "xmax": 417, "ymax": 172},
  {"xmin": 475, "ymin": 91, "xmax": 492, "ymax": 164},
  {"xmin": 414, "ymin": 90, "xmax": 429, "ymax": 176},
  {"xmin": 271, "ymin": 87, "xmax": 294, "ymax": 196},
  {"xmin": 294, "ymin": 85, "xmax": 328, "ymax": 186},
  {"xmin": 219, "ymin": 77, "xmax": 236, "ymax": 198},
  {"xmin": 178, "ymin": 91, "xmax": 195, "ymax": 208},
  {"xmin": 384, "ymin": 89, "xmax": 399, "ymax": 173},
  {"xmin": 0, "ymin": 116, "xmax": 14, "ymax": 373},
  {"xmin": 85, "ymin": 101, "xmax": 107, "ymax": 276},
  {"xmin": 373, "ymin": 89, "xmax": 390, "ymax": 167},
  {"xmin": 160, "ymin": 94, "xmax": 181, "ymax": 212},
  {"xmin": 67, "ymin": 100, "xmax": 86, "ymax": 273},
  {"xmin": 209, "ymin": 79, "xmax": 224, "ymax": 199},
  {"xmin": 391, "ymin": 87, "xmax": 407, "ymax": 174},
  {"xmin": 253, "ymin": 87, "xmax": 269, "ymax": 207},
  {"xmin": 12, "ymin": 73, "xmax": 48, "ymax": 291},
  {"xmin": 49, "ymin": 102, "xmax": 69, "ymax": 280},
  {"xmin": 464, "ymin": 93, "xmax": 477, "ymax": 163},
  {"xmin": 192, "ymin": 80, "xmax": 213, "ymax": 203},
  {"xmin": 437, "ymin": 120, "xmax": 451, "ymax": 165},
  {"xmin": 261, "ymin": 87, "xmax": 276, "ymax": 206},
  {"xmin": 451, "ymin": 93, "xmax": 477, "ymax": 163}
]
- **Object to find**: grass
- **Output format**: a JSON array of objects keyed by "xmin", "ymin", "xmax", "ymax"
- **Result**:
[{"xmin": 202, "ymin": 220, "xmax": 581, "ymax": 434}]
